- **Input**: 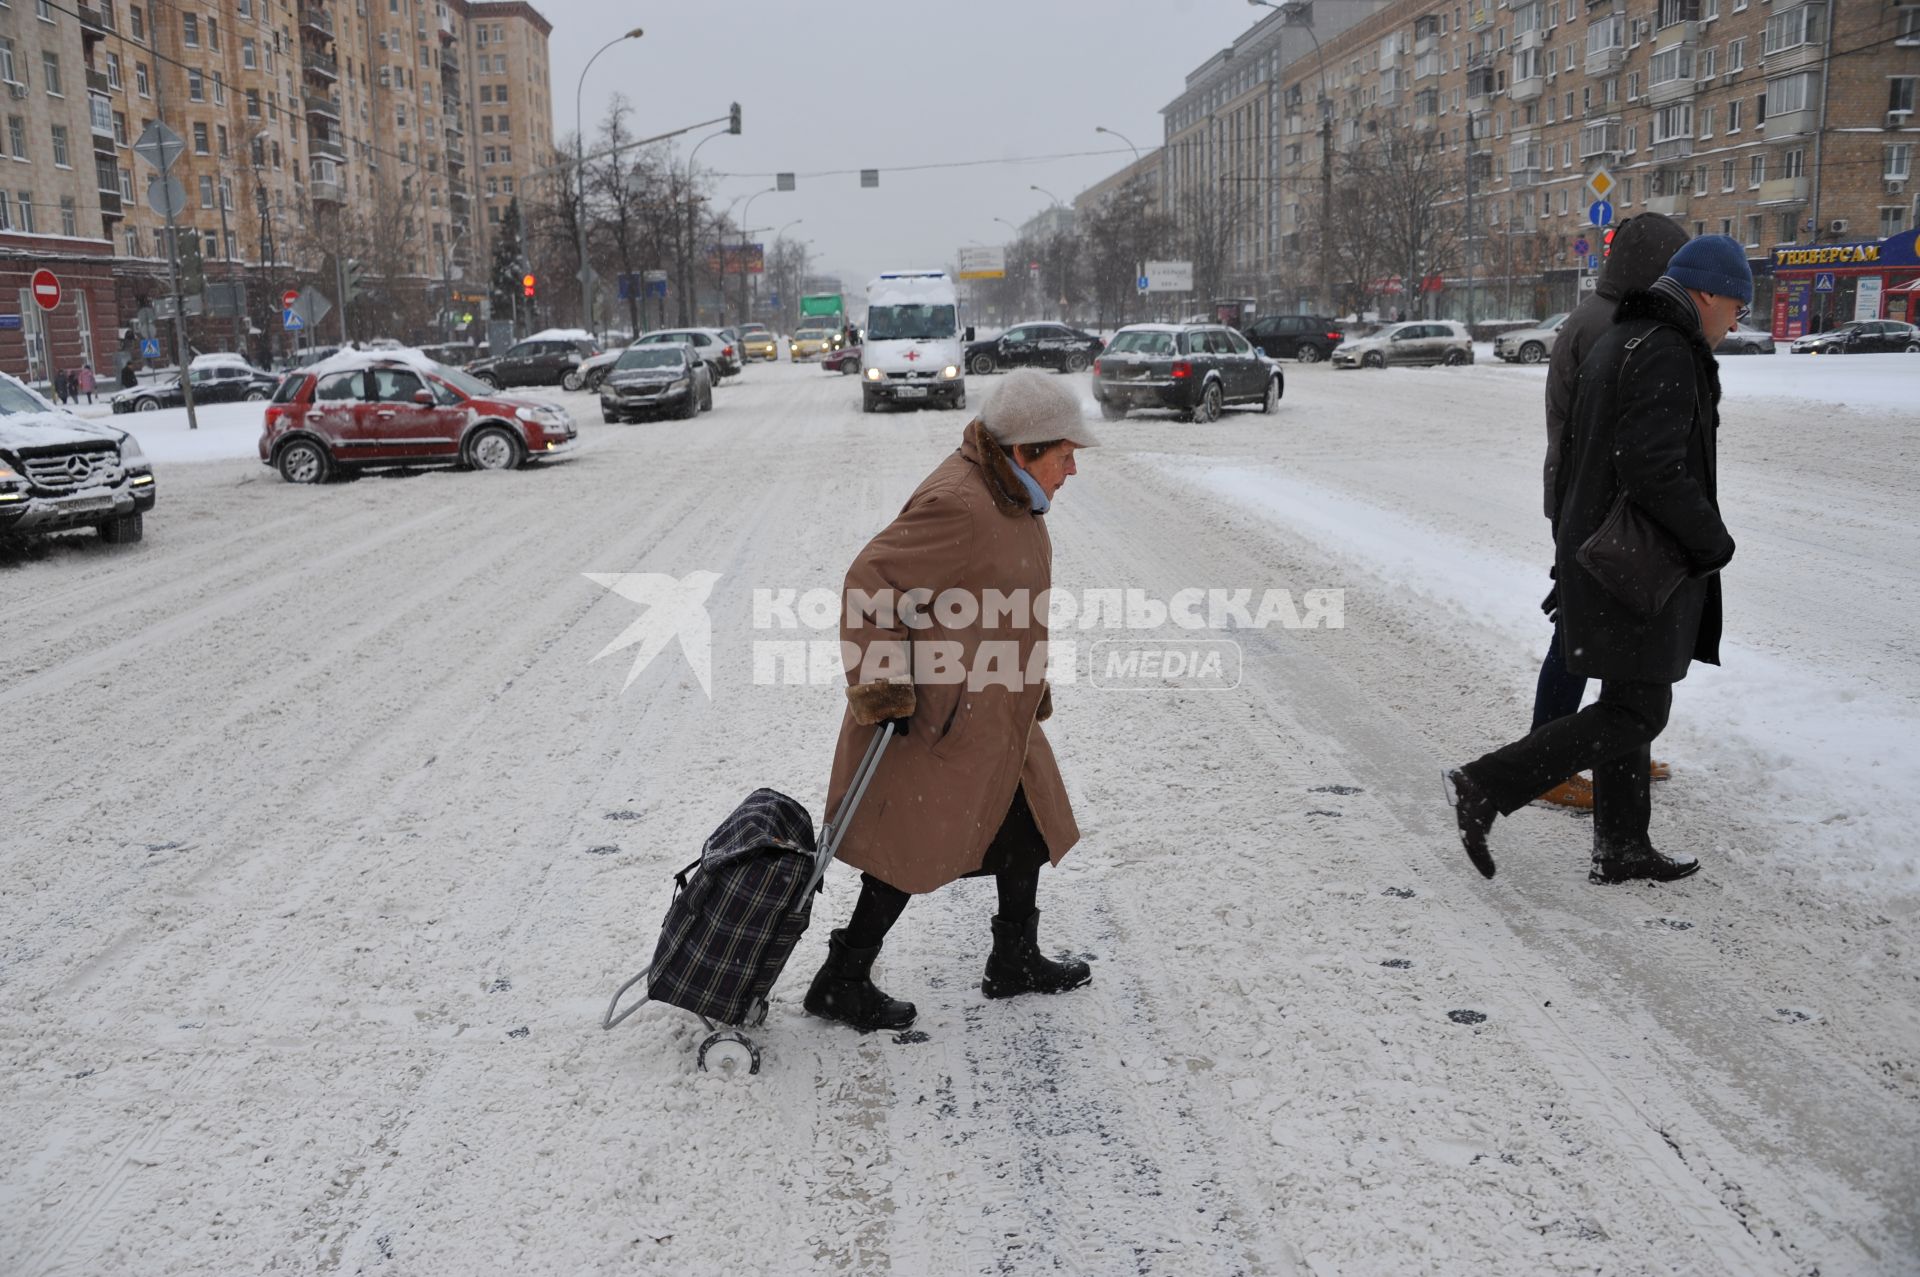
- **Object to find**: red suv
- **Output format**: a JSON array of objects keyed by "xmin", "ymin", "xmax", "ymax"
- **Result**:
[{"xmin": 259, "ymin": 355, "xmax": 577, "ymax": 483}]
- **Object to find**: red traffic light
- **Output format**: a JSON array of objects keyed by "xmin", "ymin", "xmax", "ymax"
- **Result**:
[
  {"xmin": 1602, "ymin": 228, "xmax": 1616, "ymax": 259},
  {"xmin": 522, "ymin": 273, "xmax": 536, "ymax": 298}
]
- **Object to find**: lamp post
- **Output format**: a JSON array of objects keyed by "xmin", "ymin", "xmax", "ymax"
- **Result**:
[
  {"xmin": 1250, "ymin": 0, "xmax": 1332, "ymax": 316},
  {"xmin": 574, "ymin": 28, "xmax": 644, "ymax": 334},
  {"xmin": 1094, "ymin": 125, "xmax": 1141, "ymax": 161},
  {"xmin": 734, "ymin": 186, "xmax": 778, "ymax": 327}
]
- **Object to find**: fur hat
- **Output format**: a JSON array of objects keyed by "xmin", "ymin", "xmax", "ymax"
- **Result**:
[
  {"xmin": 979, "ymin": 369, "xmax": 1101, "ymax": 449},
  {"xmin": 1663, "ymin": 234, "xmax": 1754, "ymax": 305}
]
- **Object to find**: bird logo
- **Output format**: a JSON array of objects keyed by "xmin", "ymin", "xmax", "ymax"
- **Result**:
[{"xmin": 583, "ymin": 570, "xmax": 722, "ymax": 697}]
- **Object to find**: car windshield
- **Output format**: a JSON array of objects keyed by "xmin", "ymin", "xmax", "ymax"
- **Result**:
[
  {"xmin": 1106, "ymin": 330, "xmax": 1175, "ymax": 356},
  {"xmin": 614, "ymin": 348, "xmax": 686, "ymax": 371},
  {"xmin": 866, "ymin": 304, "xmax": 956, "ymax": 341},
  {"xmin": 0, "ymin": 379, "xmax": 53, "ymax": 415},
  {"xmin": 431, "ymin": 363, "xmax": 501, "ymax": 398}
]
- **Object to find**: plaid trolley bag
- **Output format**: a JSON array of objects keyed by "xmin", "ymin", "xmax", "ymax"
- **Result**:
[{"xmin": 601, "ymin": 725, "xmax": 893, "ymax": 1074}]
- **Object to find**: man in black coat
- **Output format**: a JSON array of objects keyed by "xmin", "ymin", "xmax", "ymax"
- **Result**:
[
  {"xmin": 1444, "ymin": 235, "xmax": 1752, "ymax": 886},
  {"xmin": 1533, "ymin": 214, "xmax": 1690, "ymax": 809}
]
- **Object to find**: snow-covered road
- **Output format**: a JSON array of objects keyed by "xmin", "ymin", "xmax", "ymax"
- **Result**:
[{"xmin": 3, "ymin": 357, "xmax": 1915, "ymax": 1275}]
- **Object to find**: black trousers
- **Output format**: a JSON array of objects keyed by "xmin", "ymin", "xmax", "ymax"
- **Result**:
[
  {"xmin": 1465, "ymin": 679, "xmax": 1672, "ymax": 849},
  {"xmin": 842, "ymin": 788, "xmax": 1048, "ymax": 949}
]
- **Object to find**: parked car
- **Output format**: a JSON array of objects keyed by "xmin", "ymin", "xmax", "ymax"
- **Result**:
[
  {"xmin": 1493, "ymin": 314, "xmax": 1568, "ymax": 364},
  {"xmin": 598, "ymin": 346, "xmax": 713, "ymax": 422},
  {"xmin": 740, "ymin": 323, "xmax": 779, "ymax": 361},
  {"xmin": 110, "ymin": 357, "xmax": 280, "ymax": 413},
  {"xmin": 1332, "ymin": 321, "xmax": 1475, "ymax": 369},
  {"xmin": 1719, "ymin": 325, "xmax": 1777, "ymax": 355},
  {"xmin": 789, "ymin": 322, "xmax": 843, "ymax": 360},
  {"xmin": 569, "ymin": 348, "xmax": 623, "ymax": 392},
  {"xmin": 631, "ymin": 327, "xmax": 743, "ymax": 381},
  {"xmin": 963, "ymin": 322, "xmax": 1104, "ymax": 376},
  {"xmin": 258, "ymin": 353, "xmax": 576, "ymax": 483},
  {"xmin": 1244, "ymin": 314, "xmax": 1346, "ymax": 363},
  {"xmin": 1790, "ymin": 319, "xmax": 1920, "ymax": 354},
  {"xmin": 822, "ymin": 344, "xmax": 863, "ymax": 375},
  {"xmin": 1090, "ymin": 323, "xmax": 1284, "ymax": 423},
  {"xmin": 465, "ymin": 336, "xmax": 598, "ymax": 388},
  {"xmin": 0, "ymin": 371, "xmax": 156, "ymax": 543}
]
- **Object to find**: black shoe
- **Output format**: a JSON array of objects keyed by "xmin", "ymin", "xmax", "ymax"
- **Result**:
[
  {"xmin": 982, "ymin": 910, "xmax": 1091, "ymax": 1000},
  {"xmin": 803, "ymin": 929, "xmax": 917, "ymax": 1032},
  {"xmin": 1588, "ymin": 842, "xmax": 1700, "ymax": 886},
  {"xmin": 1442, "ymin": 767, "xmax": 1498, "ymax": 879}
]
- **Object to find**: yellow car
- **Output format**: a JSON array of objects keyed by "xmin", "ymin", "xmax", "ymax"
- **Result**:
[
  {"xmin": 789, "ymin": 326, "xmax": 842, "ymax": 360},
  {"xmin": 741, "ymin": 325, "xmax": 778, "ymax": 361}
]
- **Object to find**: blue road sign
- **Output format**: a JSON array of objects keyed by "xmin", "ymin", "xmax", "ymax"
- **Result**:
[
  {"xmin": 139, "ymin": 337, "xmax": 162, "ymax": 358},
  {"xmin": 1589, "ymin": 200, "xmax": 1613, "ymax": 227},
  {"xmin": 1814, "ymin": 272, "xmax": 1836, "ymax": 293},
  {"xmin": 1574, "ymin": 237, "xmax": 1591, "ymax": 256},
  {"xmin": 0, "ymin": 315, "xmax": 22, "ymax": 331},
  {"xmin": 644, "ymin": 278, "xmax": 668, "ymax": 298},
  {"xmin": 1137, "ymin": 275, "xmax": 1151, "ymax": 292},
  {"xmin": 283, "ymin": 308, "xmax": 304, "ymax": 330},
  {"xmin": 1588, "ymin": 254, "xmax": 1602, "ymax": 271}
]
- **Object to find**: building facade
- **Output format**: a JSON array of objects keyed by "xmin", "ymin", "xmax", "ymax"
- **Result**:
[{"xmin": 1115, "ymin": 0, "xmax": 1919, "ymax": 324}]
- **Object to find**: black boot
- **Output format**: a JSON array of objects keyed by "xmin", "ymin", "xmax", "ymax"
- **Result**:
[
  {"xmin": 1443, "ymin": 768, "xmax": 1498, "ymax": 879},
  {"xmin": 982, "ymin": 910, "xmax": 1091, "ymax": 1000},
  {"xmin": 1589, "ymin": 841, "xmax": 1700, "ymax": 886},
  {"xmin": 803, "ymin": 929, "xmax": 916, "ymax": 1032}
]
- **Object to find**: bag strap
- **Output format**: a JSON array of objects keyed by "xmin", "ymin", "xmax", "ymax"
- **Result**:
[{"xmin": 671, "ymin": 854, "xmax": 703, "ymax": 892}]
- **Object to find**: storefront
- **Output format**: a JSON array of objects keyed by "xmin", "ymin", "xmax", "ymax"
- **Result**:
[{"xmin": 1768, "ymin": 231, "xmax": 1920, "ymax": 338}]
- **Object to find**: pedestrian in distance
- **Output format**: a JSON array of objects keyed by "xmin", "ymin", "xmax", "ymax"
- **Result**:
[
  {"xmin": 1445, "ymin": 235, "xmax": 1751, "ymax": 886},
  {"xmin": 78, "ymin": 362, "xmax": 96, "ymax": 404},
  {"xmin": 806, "ymin": 370, "xmax": 1098, "ymax": 1032},
  {"xmin": 119, "ymin": 360, "xmax": 138, "ymax": 390},
  {"xmin": 1535, "ymin": 212, "xmax": 1690, "ymax": 810}
]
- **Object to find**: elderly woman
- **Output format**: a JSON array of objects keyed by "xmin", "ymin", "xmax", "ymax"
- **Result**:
[{"xmin": 805, "ymin": 370, "xmax": 1099, "ymax": 1032}]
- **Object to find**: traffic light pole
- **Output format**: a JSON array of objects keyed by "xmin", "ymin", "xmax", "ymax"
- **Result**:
[
  {"xmin": 149, "ymin": 59, "xmax": 199, "ymax": 431},
  {"xmin": 336, "ymin": 248, "xmax": 349, "ymax": 345}
]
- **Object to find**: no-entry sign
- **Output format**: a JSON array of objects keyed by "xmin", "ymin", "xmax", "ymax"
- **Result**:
[
  {"xmin": 30, "ymin": 269, "xmax": 61, "ymax": 311},
  {"xmin": 282, "ymin": 289, "xmax": 300, "ymax": 310}
]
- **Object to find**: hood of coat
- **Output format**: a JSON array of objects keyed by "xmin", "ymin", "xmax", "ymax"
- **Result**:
[
  {"xmin": 961, "ymin": 419, "xmax": 1035, "ymax": 518},
  {"xmin": 1617, "ymin": 286, "xmax": 1722, "ymax": 411},
  {"xmin": 1596, "ymin": 213, "xmax": 1691, "ymax": 302}
]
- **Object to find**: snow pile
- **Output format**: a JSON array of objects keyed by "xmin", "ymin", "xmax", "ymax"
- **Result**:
[
  {"xmin": 111, "ymin": 401, "xmax": 275, "ymax": 466},
  {"xmin": 521, "ymin": 327, "xmax": 596, "ymax": 344}
]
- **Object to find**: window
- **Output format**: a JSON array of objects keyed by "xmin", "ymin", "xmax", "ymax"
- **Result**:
[
  {"xmin": 113, "ymin": 111, "xmax": 127, "ymax": 144},
  {"xmin": 182, "ymin": 12, "xmax": 198, "ymax": 46},
  {"xmin": 1883, "ymin": 206, "xmax": 1909, "ymax": 238},
  {"xmin": 136, "ymin": 62, "xmax": 149, "ymax": 97},
  {"xmin": 41, "ymin": 50, "xmax": 61, "ymax": 96},
  {"xmin": 198, "ymin": 173, "xmax": 213, "ymax": 207},
  {"xmin": 1700, "ymin": 106, "xmax": 1715, "ymax": 138},
  {"xmin": 1899, "ymin": 9, "xmax": 1920, "ymax": 46},
  {"xmin": 130, "ymin": 5, "xmax": 145, "ymax": 40},
  {"xmin": 1722, "ymin": 158, "xmax": 1736, "ymax": 190},
  {"xmin": 242, "ymin": 37, "xmax": 256, "ymax": 69},
  {"xmin": 16, "ymin": 191, "xmax": 33, "ymax": 233},
  {"xmin": 187, "ymin": 69, "xmax": 203, "ymax": 102},
  {"xmin": 1698, "ymin": 48, "xmax": 1716, "ymax": 81},
  {"xmin": 1782, "ymin": 148, "xmax": 1805, "ymax": 179},
  {"xmin": 7, "ymin": 115, "xmax": 23, "ymax": 158},
  {"xmin": 207, "ymin": 16, "xmax": 218, "ymax": 50},
  {"xmin": 216, "ymin": 123, "xmax": 227, "ymax": 155},
  {"xmin": 192, "ymin": 121, "xmax": 208, "ymax": 153},
  {"xmin": 1750, "ymin": 154, "xmax": 1766, "ymax": 186},
  {"xmin": 1650, "ymin": 45, "xmax": 1694, "ymax": 89},
  {"xmin": 106, "ymin": 52, "xmax": 121, "ymax": 89},
  {"xmin": 1887, "ymin": 144, "xmax": 1913, "ymax": 181},
  {"xmin": 1628, "ymin": 71, "xmax": 1641, "ymax": 101},
  {"xmin": 49, "ymin": 123, "xmax": 67, "ymax": 166},
  {"xmin": 1653, "ymin": 104, "xmax": 1693, "ymax": 144},
  {"xmin": 1728, "ymin": 99, "xmax": 1742, "ymax": 132},
  {"xmin": 1893, "ymin": 78, "xmax": 1918, "ymax": 118},
  {"xmin": 1728, "ymin": 38, "xmax": 1745, "ymax": 72},
  {"xmin": 1763, "ymin": 3, "xmax": 1824, "ymax": 56},
  {"xmin": 1767, "ymin": 73, "xmax": 1818, "ymax": 118}
]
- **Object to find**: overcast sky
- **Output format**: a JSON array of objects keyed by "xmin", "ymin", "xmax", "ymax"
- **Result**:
[{"xmin": 548, "ymin": 0, "xmax": 1262, "ymax": 293}]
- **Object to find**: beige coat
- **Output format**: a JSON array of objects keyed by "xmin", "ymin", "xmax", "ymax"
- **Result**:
[{"xmin": 824, "ymin": 422, "xmax": 1080, "ymax": 894}]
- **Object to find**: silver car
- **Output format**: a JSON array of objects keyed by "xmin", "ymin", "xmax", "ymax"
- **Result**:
[
  {"xmin": 1718, "ymin": 325, "xmax": 1776, "ymax": 355},
  {"xmin": 1332, "ymin": 321, "xmax": 1475, "ymax": 369},
  {"xmin": 1494, "ymin": 314, "xmax": 1568, "ymax": 364}
]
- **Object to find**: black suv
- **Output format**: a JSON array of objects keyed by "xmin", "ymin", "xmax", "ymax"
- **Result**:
[
  {"xmin": 965, "ymin": 322, "xmax": 1104, "ymax": 376},
  {"xmin": 1091, "ymin": 324, "xmax": 1284, "ymax": 423},
  {"xmin": 1244, "ymin": 314, "xmax": 1346, "ymax": 363},
  {"xmin": 467, "ymin": 336, "xmax": 598, "ymax": 388},
  {"xmin": 0, "ymin": 371, "xmax": 156, "ymax": 543}
]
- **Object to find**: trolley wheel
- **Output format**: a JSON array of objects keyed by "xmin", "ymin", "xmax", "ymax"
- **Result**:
[{"xmin": 698, "ymin": 1030, "xmax": 761, "ymax": 1075}]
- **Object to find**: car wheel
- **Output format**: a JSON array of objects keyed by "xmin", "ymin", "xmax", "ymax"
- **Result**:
[
  {"xmin": 1906, "ymin": 341, "xmax": 1920, "ymax": 354},
  {"xmin": 1519, "ymin": 342, "xmax": 1545, "ymax": 364},
  {"xmin": 98, "ymin": 513, "xmax": 144, "ymax": 544},
  {"xmin": 562, "ymin": 370, "xmax": 585, "ymax": 392},
  {"xmin": 136, "ymin": 397, "xmax": 162, "ymax": 412},
  {"xmin": 952, "ymin": 390, "xmax": 967, "ymax": 412},
  {"xmin": 1191, "ymin": 381, "xmax": 1223, "ymax": 424},
  {"xmin": 677, "ymin": 388, "xmax": 699, "ymax": 420},
  {"xmin": 1063, "ymin": 352, "xmax": 1089, "ymax": 374},
  {"xmin": 245, "ymin": 389, "xmax": 269, "ymax": 401},
  {"xmin": 476, "ymin": 373, "xmax": 500, "ymax": 389},
  {"xmin": 861, "ymin": 388, "xmax": 879, "ymax": 413},
  {"xmin": 466, "ymin": 425, "xmax": 522, "ymax": 471},
  {"xmin": 968, "ymin": 353, "xmax": 997, "ymax": 376},
  {"xmin": 843, "ymin": 358, "xmax": 861, "ymax": 376},
  {"xmin": 1262, "ymin": 376, "xmax": 1281, "ymax": 415},
  {"xmin": 701, "ymin": 383, "xmax": 714, "ymax": 412},
  {"xmin": 276, "ymin": 438, "xmax": 331, "ymax": 484},
  {"xmin": 1099, "ymin": 400, "xmax": 1127, "ymax": 422},
  {"xmin": 1363, "ymin": 351, "xmax": 1385, "ymax": 370},
  {"xmin": 1297, "ymin": 344, "xmax": 1324, "ymax": 363},
  {"xmin": 1443, "ymin": 348, "xmax": 1468, "ymax": 366}
]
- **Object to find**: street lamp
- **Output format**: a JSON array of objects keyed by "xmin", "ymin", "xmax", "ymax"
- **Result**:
[
  {"xmin": 734, "ymin": 186, "xmax": 779, "ymax": 326},
  {"xmin": 1249, "ymin": 0, "xmax": 1332, "ymax": 316},
  {"xmin": 1030, "ymin": 184, "xmax": 1064, "ymax": 207},
  {"xmin": 574, "ymin": 27, "xmax": 644, "ymax": 333},
  {"xmin": 1094, "ymin": 126, "xmax": 1141, "ymax": 161}
]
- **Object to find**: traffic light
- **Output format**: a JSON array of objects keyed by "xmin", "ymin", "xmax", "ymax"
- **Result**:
[
  {"xmin": 343, "ymin": 257, "xmax": 365, "ymax": 305},
  {"xmin": 523, "ymin": 273, "xmax": 536, "ymax": 299},
  {"xmin": 1602, "ymin": 227, "xmax": 1616, "ymax": 260},
  {"xmin": 728, "ymin": 102, "xmax": 742, "ymax": 135},
  {"xmin": 177, "ymin": 232, "xmax": 205, "ymax": 294}
]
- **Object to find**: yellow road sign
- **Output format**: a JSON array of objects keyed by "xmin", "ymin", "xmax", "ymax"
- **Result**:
[{"xmin": 1588, "ymin": 167, "xmax": 1615, "ymax": 201}]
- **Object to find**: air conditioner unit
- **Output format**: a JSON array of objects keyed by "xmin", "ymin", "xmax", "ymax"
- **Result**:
[
  {"xmin": 6, "ymin": 81, "xmax": 27, "ymax": 100},
  {"xmin": 1891, "ymin": 111, "xmax": 1914, "ymax": 129},
  {"xmin": 1829, "ymin": 218, "xmax": 1849, "ymax": 234},
  {"xmin": 1888, "ymin": 180, "xmax": 1909, "ymax": 196}
]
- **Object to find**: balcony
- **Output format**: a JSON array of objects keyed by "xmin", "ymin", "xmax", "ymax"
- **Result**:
[
  {"xmin": 440, "ymin": 46, "xmax": 461, "ymax": 77},
  {"xmin": 1585, "ymin": 41, "xmax": 1626, "ymax": 76},
  {"xmin": 310, "ymin": 178, "xmax": 345, "ymax": 206},
  {"xmin": 88, "ymin": 96, "xmax": 114, "ymax": 140},
  {"xmin": 303, "ymin": 90, "xmax": 341, "ymax": 121},
  {"xmin": 1651, "ymin": 134, "xmax": 1695, "ymax": 161},
  {"xmin": 78, "ymin": 4, "xmax": 107, "ymax": 39},
  {"xmin": 310, "ymin": 131, "xmax": 345, "ymax": 161},
  {"xmin": 1510, "ymin": 74, "xmax": 1544, "ymax": 102},
  {"xmin": 1647, "ymin": 74, "xmax": 1698, "ymax": 107},
  {"xmin": 1467, "ymin": 4, "xmax": 1494, "ymax": 32},
  {"xmin": 298, "ymin": 4, "xmax": 334, "ymax": 41},
  {"xmin": 1645, "ymin": 192, "xmax": 1689, "ymax": 216},
  {"xmin": 1580, "ymin": 117, "xmax": 1623, "ymax": 159},
  {"xmin": 301, "ymin": 50, "xmax": 339, "ymax": 83},
  {"xmin": 1756, "ymin": 175, "xmax": 1810, "ymax": 206},
  {"xmin": 86, "ymin": 68, "xmax": 111, "ymax": 96},
  {"xmin": 1465, "ymin": 68, "xmax": 1497, "ymax": 111},
  {"xmin": 445, "ymin": 142, "xmax": 467, "ymax": 169}
]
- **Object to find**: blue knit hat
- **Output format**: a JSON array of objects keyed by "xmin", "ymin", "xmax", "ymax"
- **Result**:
[{"xmin": 1663, "ymin": 234, "xmax": 1753, "ymax": 304}]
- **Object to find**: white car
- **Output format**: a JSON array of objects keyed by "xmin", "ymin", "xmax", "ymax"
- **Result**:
[{"xmin": 1494, "ymin": 314, "xmax": 1568, "ymax": 364}]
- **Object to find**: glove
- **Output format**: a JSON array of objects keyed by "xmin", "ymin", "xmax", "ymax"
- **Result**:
[
  {"xmin": 1540, "ymin": 583, "xmax": 1559, "ymax": 624},
  {"xmin": 847, "ymin": 679, "xmax": 915, "ymax": 729}
]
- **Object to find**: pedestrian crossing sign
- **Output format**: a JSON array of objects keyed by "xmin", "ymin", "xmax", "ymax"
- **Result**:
[
  {"xmin": 139, "ymin": 337, "xmax": 162, "ymax": 358},
  {"xmin": 283, "ymin": 309, "xmax": 304, "ymax": 330}
]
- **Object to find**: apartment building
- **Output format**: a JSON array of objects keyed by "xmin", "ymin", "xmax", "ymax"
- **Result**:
[
  {"xmin": 1137, "ymin": 0, "xmax": 1919, "ymax": 327},
  {"xmin": 463, "ymin": 0, "xmax": 551, "ymax": 239},
  {"xmin": 0, "ymin": 2, "xmax": 125, "ymax": 388}
]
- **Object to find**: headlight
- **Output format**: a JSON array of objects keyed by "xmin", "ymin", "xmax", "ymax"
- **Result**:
[
  {"xmin": 0, "ymin": 460, "xmax": 18, "ymax": 482},
  {"xmin": 865, "ymin": 367, "xmax": 882, "ymax": 381},
  {"xmin": 119, "ymin": 435, "xmax": 148, "ymax": 466},
  {"xmin": 941, "ymin": 365, "xmax": 959, "ymax": 379},
  {"xmin": 669, "ymin": 378, "xmax": 689, "ymax": 391},
  {"xmin": 516, "ymin": 406, "xmax": 563, "ymax": 424}
]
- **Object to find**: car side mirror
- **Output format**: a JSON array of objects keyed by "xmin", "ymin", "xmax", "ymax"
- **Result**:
[
  {"xmin": 964, "ymin": 326, "xmax": 976, "ymax": 342},
  {"xmin": 413, "ymin": 389, "xmax": 435, "ymax": 405}
]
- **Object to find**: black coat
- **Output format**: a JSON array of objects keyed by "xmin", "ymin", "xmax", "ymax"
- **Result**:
[{"xmin": 1555, "ymin": 286, "xmax": 1735, "ymax": 684}]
